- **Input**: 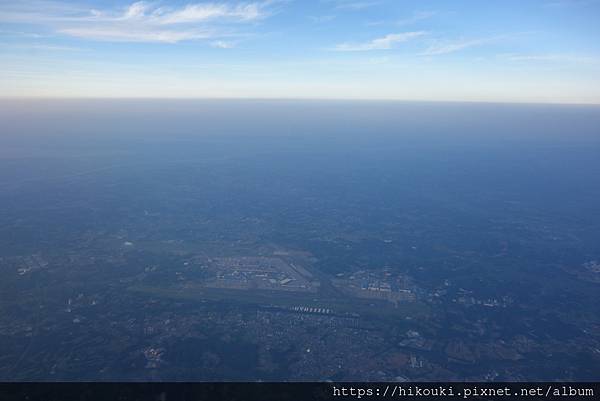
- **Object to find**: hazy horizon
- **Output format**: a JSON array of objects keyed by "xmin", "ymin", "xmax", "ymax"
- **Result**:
[{"xmin": 3, "ymin": 97, "xmax": 600, "ymax": 105}]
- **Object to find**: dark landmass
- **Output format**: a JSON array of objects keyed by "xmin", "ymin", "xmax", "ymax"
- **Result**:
[{"xmin": 1, "ymin": 100, "xmax": 599, "ymax": 381}]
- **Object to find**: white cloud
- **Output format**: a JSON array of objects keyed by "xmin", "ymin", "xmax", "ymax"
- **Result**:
[
  {"xmin": 339, "ymin": 2, "xmax": 380, "ymax": 10},
  {"xmin": 159, "ymin": 3, "xmax": 264, "ymax": 24},
  {"xmin": 0, "ymin": 42, "xmax": 85, "ymax": 51},
  {"xmin": 326, "ymin": 0, "xmax": 382, "ymax": 11},
  {"xmin": 0, "ymin": 1, "xmax": 276, "ymax": 43},
  {"xmin": 397, "ymin": 10, "xmax": 436, "ymax": 26},
  {"xmin": 419, "ymin": 38, "xmax": 489, "ymax": 56},
  {"xmin": 59, "ymin": 27, "xmax": 213, "ymax": 43},
  {"xmin": 333, "ymin": 31, "xmax": 426, "ymax": 51},
  {"xmin": 309, "ymin": 15, "xmax": 336, "ymax": 23},
  {"xmin": 123, "ymin": 2, "xmax": 151, "ymax": 19},
  {"xmin": 210, "ymin": 40, "xmax": 235, "ymax": 48},
  {"xmin": 501, "ymin": 53, "xmax": 600, "ymax": 64},
  {"xmin": 0, "ymin": 30, "xmax": 45, "ymax": 38}
]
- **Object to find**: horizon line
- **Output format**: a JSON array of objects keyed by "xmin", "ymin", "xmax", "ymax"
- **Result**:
[{"xmin": 1, "ymin": 96, "xmax": 600, "ymax": 107}]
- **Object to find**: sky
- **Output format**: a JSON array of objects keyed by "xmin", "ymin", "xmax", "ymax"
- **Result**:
[{"xmin": 1, "ymin": 0, "xmax": 600, "ymax": 103}]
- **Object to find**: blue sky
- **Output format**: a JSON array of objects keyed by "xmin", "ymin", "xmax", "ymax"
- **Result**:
[{"xmin": 1, "ymin": 0, "xmax": 600, "ymax": 103}]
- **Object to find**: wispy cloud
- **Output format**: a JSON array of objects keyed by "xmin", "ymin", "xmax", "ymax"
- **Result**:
[
  {"xmin": 309, "ymin": 15, "xmax": 336, "ymax": 23},
  {"xmin": 397, "ymin": 10, "xmax": 437, "ymax": 26},
  {"xmin": 0, "ymin": 30, "xmax": 46, "ymax": 39},
  {"xmin": 501, "ymin": 53, "xmax": 600, "ymax": 64},
  {"xmin": 210, "ymin": 40, "xmax": 235, "ymax": 49},
  {"xmin": 419, "ymin": 37, "xmax": 491, "ymax": 56},
  {"xmin": 157, "ymin": 3, "xmax": 266, "ymax": 24},
  {"xmin": 333, "ymin": 31, "xmax": 426, "ymax": 51},
  {"xmin": 0, "ymin": 1, "xmax": 278, "ymax": 43},
  {"xmin": 325, "ymin": 0, "xmax": 382, "ymax": 11},
  {"xmin": 543, "ymin": 0, "xmax": 599, "ymax": 8},
  {"xmin": 58, "ymin": 27, "xmax": 215, "ymax": 43},
  {"xmin": 0, "ymin": 43, "xmax": 85, "ymax": 51}
]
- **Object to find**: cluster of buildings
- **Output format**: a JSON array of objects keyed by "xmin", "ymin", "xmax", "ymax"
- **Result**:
[
  {"xmin": 453, "ymin": 290, "xmax": 513, "ymax": 308},
  {"xmin": 332, "ymin": 269, "xmax": 417, "ymax": 304},
  {"xmin": 10, "ymin": 254, "xmax": 49, "ymax": 276},
  {"xmin": 289, "ymin": 306, "xmax": 332, "ymax": 315},
  {"xmin": 202, "ymin": 256, "xmax": 317, "ymax": 292}
]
